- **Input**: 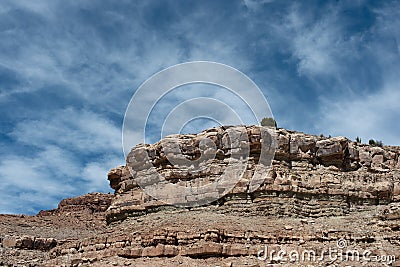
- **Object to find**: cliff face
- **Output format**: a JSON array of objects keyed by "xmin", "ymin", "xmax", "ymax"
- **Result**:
[
  {"xmin": 107, "ymin": 126, "xmax": 400, "ymax": 223},
  {"xmin": 1, "ymin": 126, "xmax": 400, "ymax": 266}
]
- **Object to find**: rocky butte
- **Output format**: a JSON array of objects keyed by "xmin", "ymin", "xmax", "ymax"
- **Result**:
[{"xmin": 1, "ymin": 126, "xmax": 400, "ymax": 266}]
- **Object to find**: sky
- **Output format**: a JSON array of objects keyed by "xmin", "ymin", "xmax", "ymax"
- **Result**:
[{"xmin": 0, "ymin": 0, "xmax": 399, "ymax": 214}]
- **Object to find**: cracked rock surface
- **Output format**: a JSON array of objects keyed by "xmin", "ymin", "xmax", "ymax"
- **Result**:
[{"xmin": 1, "ymin": 126, "xmax": 400, "ymax": 266}]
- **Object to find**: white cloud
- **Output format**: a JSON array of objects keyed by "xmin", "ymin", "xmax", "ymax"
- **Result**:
[
  {"xmin": 82, "ymin": 156, "xmax": 122, "ymax": 193},
  {"xmin": 0, "ymin": 1, "xmax": 185, "ymax": 114},
  {"xmin": 1, "ymin": 157, "xmax": 55, "ymax": 192},
  {"xmin": 282, "ymin": 4, "xmax": 347, "ymax": 77},
  {"xmin": 4, "ymin": 0, "xmax": 56, "ymax": 16},
  {"xmin": 314, "ymin": 3, "xmax": 400, "ymax": 145},
  {"xmin": 0, "ymin": 191, "xmax": 63, "ymax": 214},
  {"xmin": 0, "ymin": 106, "xmax": 124, "ymax": 213},
  {"xmin": 0, "ymin": 150, "xmax": 77, "ymax": 214},
  {"xmin": 0, "ymin": 142, "xmax": 122, "ymax": 214},
  {"xmin": 11, "ymin": 107, "xmax": 122, "ymax": 154},
  {"xmin": 243, "ymin": 0, "xmax": 275, "ymax": 12},
  {"xmin": 318, "ymin": 79, "xmax": 400, "ymax": 145}
]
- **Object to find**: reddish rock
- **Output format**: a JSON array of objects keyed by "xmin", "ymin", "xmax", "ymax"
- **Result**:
[{"xmin": 1, "ymin": 127, "xmax": 400, "ymax": 267}]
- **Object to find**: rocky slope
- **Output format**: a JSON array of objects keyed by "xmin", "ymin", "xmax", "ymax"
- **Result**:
[{"xmin": 1, "ymin": 126, "xmax": 400, "ymax": 266}]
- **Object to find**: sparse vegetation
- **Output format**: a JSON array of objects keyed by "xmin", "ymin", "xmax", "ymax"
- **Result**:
[
  {"xmin": 260, "ymin": 117, "xmax": 277, "ymax": 127},
  {"xmin": 355, "ymin": 136, "xmax": 361, "ymax": 143},
  {"xmin": 369, "ymin": 139, "xmax": 375, "ymax": 145},
  {"xmin": 376, "ymin": 140, "xmax": 383, "ymax": 147},
  {"xmin": 369, "ymin": 139, "xmax": 383, "ymax": 147},
  {"xmin": 319, "ymin": 134, "xmax": 332, "ymax": 138}
]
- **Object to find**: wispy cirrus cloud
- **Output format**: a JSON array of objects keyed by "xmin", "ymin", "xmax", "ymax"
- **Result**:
[
  {"xmin": 319, "ymin": 79, "xmax": 400, "ymax": 145},
  {"xmin": 0, "ymin": 107, "xmax": 123, "ymax": 213},
  {"xmin": 316, "ymin": 2, "xmax": 400, "ymax": 143},
  {"xmin": 11, "ymin": 108, "xmax": 122, "ymax": 154}
]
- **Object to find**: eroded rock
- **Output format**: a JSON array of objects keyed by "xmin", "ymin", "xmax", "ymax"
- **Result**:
[{"xmin": 106, "ymin": 126, "xmax": 400, "ymax": 223}]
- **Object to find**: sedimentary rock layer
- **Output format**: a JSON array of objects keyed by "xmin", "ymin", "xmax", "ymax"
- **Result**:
[
  {"xmin": 1, "ymin": 127, "xmax": 400, "ymax": 266},
  {"xmin": 107, "ymin": 126, "xmax": 400, "ymax": 223}
]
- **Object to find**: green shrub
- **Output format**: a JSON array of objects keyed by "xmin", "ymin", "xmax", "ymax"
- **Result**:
[
  {"xmin": 260, "ymin": 117, "xmax": 277, "ymax": 127},
  {"xmin": 369, "ymin": 139, "xmax": 376, "ymax": 146},
  {"xmin": 375, "ymin": 140, "xmax": 383, "ymax": 147},
  {"xmin": 369, "ymin": 139, "xmax": 383, "ymax": 147}
]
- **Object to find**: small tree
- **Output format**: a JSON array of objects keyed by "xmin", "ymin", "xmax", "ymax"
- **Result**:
[
  {"xmin": 375, "ymin": 140, "xmax": 383, "ymax": 147},
  {"xmin": 369, "ymin": 139, "xmax": 376, "ymax": 146},
  {"xmin": 260, "ymin": 117, "xmax": 277, "ymax": 128},
  {"xmin": 369, "ymin": 139, "xmax": 383, "ymax": 147},
  {"xmin": 355, "ymin": 136, "xmax": 361, "ymax": 143}
]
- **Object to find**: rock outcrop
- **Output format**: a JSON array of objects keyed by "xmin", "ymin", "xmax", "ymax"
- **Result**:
[
  {"xmin": 106, "ymin": 126, "xmax": 400, "ymax": 223},
  {"xmin": 0, "ymin": 193, "xmax": 114, "ymax": 266},
  {"xmin": 38, "ymin": 192, "xmax": 113, "ymax": 216},
  {"xmin": 1, "ymin": 126, "xmax": 400, "ymax": 266}
]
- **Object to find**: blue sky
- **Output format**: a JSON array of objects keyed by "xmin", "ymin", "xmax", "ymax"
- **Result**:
[{"xmin": 0, "ymin": 0, "xmax": 399, "ymax": 214}]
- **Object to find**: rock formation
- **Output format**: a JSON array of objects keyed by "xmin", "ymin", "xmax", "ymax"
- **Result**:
[
  {"xmin": 107, "ymin": 126, "xmax": 400, "ymax": 223},
  {"xmin": 1, "ymin": 126, "xmax": 400, "ymax": 266}
]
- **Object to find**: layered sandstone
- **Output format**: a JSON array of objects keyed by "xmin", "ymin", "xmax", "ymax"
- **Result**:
[
  {"xmin": 0, "ymin": 193, "xmax": 114, "ymax": 266},
  {"xmin": 106, "ymin": 126, "xmax": 400, "ymax": 223},
  {"xmin": 1, "ymin": 126, "xmax": 400, "ymax": 266}
]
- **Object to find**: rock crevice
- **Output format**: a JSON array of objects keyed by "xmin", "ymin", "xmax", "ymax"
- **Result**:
[{"xmin": 106, "ymin": 126, "xmax": 400, "ymax": 223}]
